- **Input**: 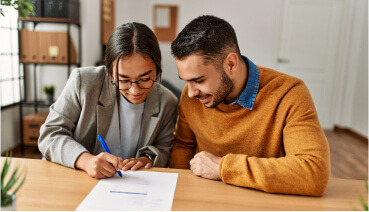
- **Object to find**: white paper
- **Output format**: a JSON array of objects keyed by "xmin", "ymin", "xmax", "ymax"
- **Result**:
[
  {"xmin": 155, "ymin": 8, "xmax": 170, "ymax": 28},
  {"xmin": 76, "ymin": 171, "xmax": 178, "ymax": 211}
]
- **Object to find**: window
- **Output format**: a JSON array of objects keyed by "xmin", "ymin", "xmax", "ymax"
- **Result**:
[{"xmin": 0, "ymin": 6, "xmax": 23, "ymax": 108}]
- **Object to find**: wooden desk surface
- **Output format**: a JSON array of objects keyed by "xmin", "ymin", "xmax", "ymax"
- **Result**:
[{"xmin": 4, "ymin": 157, "xmax": 367, "ymax": 211}]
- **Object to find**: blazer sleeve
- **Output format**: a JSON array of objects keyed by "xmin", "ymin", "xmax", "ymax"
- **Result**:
[{"xmin": 38, "ymin": 69, "xmax": 88, "ymax": 168}]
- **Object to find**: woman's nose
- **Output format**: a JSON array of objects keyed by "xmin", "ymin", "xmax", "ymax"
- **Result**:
[{"xmin": 129, "ymin": 82, "xmax": 141, "ymax": 93}]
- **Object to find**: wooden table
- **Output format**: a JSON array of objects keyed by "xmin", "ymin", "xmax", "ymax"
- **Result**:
[{"xmin": 4, "ymin": 158, "xmax": 368, "ymax": 211}]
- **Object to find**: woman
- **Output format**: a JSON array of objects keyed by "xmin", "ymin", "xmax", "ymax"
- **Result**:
[{"xmin": 38, "ymin": 22, "xmax": 178, "ymax": 179}]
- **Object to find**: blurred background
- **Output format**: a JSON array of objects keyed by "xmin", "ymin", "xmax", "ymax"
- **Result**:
[{"xmin": 0, "ymin": 0, "xmax": 367, "ymax": 180}]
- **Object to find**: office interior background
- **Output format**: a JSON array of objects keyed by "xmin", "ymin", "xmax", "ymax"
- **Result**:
[{"xmin": 0, "ymin": 0, "xmax": 367, "ymax": 176}]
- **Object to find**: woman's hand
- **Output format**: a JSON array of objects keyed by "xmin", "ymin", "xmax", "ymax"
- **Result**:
[
  {"xmin": 122, "ymin": 157, "xmax": 153, "ymax": 171},
  {"xmin": 75, "ymin": 152, "xmax": 124, "ymax": 179}
]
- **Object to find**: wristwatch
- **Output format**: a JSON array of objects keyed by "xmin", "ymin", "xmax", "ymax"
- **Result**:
[{"xmin": 144, "ymin": 154, "xmax": 154, "ymax": 163}]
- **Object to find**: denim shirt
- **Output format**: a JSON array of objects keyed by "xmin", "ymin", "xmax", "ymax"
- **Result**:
[{"xmin": 227, "ymin": 56, "xmax": 260, "ymax": 110}]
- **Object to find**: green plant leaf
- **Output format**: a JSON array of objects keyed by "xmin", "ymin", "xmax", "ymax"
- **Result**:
[
  {"xmin": 4, "ymin": 168, "xmax": 19, "ymax": 192},
  {"xmin": 1, "ymin": 155, "xmax": 11, "ymax": 189},
  {"xmin": 1, "ymin": 194, "xmax": 13, "ymax": 207},
  {"xmin": 358, "ymin": 195, "xmax": 368, "ymax": 211},
  {"xmin": 13, "ymin": 168, "xmax": 26, "ymax": 194}
]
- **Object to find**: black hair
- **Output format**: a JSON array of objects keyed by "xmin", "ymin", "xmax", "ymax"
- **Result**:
[
  {"xmin": 171, "ymin": 15, "xmax": 241, "ymax": 68},
  {"xmin": 105, "ymin": 22, "xmax": 162, "ymax": 81},
  {"xmin": 104, "ymin": 22, "xmax": 161, "ymax": 146}
]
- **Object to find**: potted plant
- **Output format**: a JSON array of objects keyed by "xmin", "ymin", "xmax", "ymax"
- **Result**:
[
  {"xmin": 0, "ymin": 0, "xmax": 35, "ymax": 17},
  {"xmin": 1, "ymin": 152, "xmax": 27, "ymax": 211},
  {"xmin": 43, "ymin": 85, "xmax": 55, "ymax": 104}
]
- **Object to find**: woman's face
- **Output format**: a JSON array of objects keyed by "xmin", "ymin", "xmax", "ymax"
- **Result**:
[{"xmin": 112, "ymin": 53, "xmax": 157, "ymax": 104}]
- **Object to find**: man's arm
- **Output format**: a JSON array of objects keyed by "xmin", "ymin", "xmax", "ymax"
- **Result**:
[
  {"xmin": 219, "ymin": 80, "xmax": 330, "ymax": 196},
  {"xmin": 169, "ymin": 90, "xmax": 198, "ymax": 169}
]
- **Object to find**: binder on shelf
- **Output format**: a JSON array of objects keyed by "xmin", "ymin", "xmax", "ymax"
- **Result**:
[
  {"xmin": 57, "ymin": 31, "xmax": 78, "ymax": 64},
  {"xmin": 47, "ymin": 31, "xmax": 60, "ymax": 63},
  {"xmin": 20, "ymin": 30, "xmax": 39, "ymax": 63},
  {"xmin": 36, "ymin": 31, "xmax": 78, "ymax": 64},
  {"xmin": 38, "ymin": 31, "xmax": 50, "ymax": 63}
]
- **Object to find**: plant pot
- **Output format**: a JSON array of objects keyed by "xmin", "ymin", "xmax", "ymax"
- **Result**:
[
  {"xmin": 1, "ymin": 192, "xmax": 16, "ymax": 211},
  {"xmin": 45, "ymin": 93, "xmax": 54, "ymax": 104}
]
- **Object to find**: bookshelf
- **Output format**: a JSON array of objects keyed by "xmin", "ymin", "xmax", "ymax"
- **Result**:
[{"xmin": 18, "ymin": 17, "xmax": 81, "ymax": 153}]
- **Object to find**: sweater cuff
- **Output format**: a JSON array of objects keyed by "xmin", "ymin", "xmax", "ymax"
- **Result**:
[{"xmin": 219, "ymin": 153, "xmax": 248, "ymax": 185}]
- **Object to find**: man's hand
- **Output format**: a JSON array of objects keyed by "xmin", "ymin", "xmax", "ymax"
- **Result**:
[
  {"xmin": 75, "ymin": 152, "xmax": 124, "ymax": 179},
  {"xmin": 122, "ymin": 157, "xmax": 152, "ymax": 171},
  {"xmin": 189, "ymin": 151, "xmax": 221, "ymax": 180}
]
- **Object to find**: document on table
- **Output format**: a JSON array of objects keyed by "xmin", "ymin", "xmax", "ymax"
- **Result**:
[{"xmin": 76, "ymin": 170, "xmax": 178, "ymax": 211}]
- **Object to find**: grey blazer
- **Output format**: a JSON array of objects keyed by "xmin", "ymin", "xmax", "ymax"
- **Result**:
[{"xmin": 38, "ymin": 66, "xmax": 178, "ymax": 169}]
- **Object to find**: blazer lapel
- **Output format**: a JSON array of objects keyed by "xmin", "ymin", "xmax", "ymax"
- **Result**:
[
  {"xmin": 138, "ymin": 84, "xmax": 160, "ymax": 148},
  {"xmin": 94, "ymin": 71, "xmax": 116, "ymax": 153}
]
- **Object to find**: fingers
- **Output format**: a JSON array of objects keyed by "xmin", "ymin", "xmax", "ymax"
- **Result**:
[
  {"xmin": 145, "ymin": 162, "xmax": 152, "ymax": 169},
  {"xmin": 98, "ymin": 165, "xmax": 116, "ymax": 178},
  {"xmin": 131, "ymin": 161, "xmax": 144, "ymax": 171},
  {"xmin": 122, "ymin": 158, "xmax": 152, "ymax": 171},
  {"xmin": 100, "ymin": 152, "xmax": 124, "ymax": 171},
  {"xmin": 86, "ymin": 154, "xmax": 117, "ymax": 179}
]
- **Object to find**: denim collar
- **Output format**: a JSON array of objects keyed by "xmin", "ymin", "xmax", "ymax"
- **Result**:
[{"xmin": 227, "ymin": 56, "xmax": 260, "ymax": 110}]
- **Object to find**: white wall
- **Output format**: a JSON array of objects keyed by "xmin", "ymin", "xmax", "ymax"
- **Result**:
[
  {"xmin": 1, "ymin": 106, "xmax": 20, "ymax": 152},
  {"xmin": 116, "ymin": 0, "xmax": 283, "ymax": 91},
  {"xmin": 333, "ymin": 0, "xmax": 368, "ymax": 137}
]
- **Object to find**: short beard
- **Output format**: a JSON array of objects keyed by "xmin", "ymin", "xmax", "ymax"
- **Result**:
[{"xmin": 206, "ymin": 70, "xmax": 233, "ymax": 108}]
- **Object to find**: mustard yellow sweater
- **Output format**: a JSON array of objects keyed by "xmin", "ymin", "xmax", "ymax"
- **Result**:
[{"xmin": 169, "ymin": 66, "xmax": 330, "ymax": 196}]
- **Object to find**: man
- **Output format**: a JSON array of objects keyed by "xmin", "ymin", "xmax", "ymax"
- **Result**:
[{"xmin": 169, "ymin": 15, "xmax": 330, "ymax": 196}]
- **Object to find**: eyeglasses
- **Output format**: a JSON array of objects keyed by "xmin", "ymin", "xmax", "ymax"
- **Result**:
[{"xmin": 117, "ymin": 78, "xmax": 157, "ymax": 91}]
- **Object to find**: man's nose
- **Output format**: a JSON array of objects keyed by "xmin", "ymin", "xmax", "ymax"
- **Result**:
[{"xmin": 187, "ymin": 83, "xmax": 199, "ymax": 98}]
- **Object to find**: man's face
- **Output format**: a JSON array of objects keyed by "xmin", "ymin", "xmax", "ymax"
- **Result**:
[{"xmin": 176, "ymin": 54, "xmax": 233, "ymax": 108}]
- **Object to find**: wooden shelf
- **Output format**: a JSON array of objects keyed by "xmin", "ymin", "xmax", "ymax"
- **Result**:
[{"xmin": 18, "ymin": 17, "xmax": 80, "ymax": 25}]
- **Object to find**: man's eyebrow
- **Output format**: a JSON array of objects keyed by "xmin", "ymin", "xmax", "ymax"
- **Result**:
[
  {"xmin": 118, "ymin": 70, "xmax": 153, "ymax": 78},
  {"xmin": 178, "ymin": 75, "xmax": 204, "ymax": 82}
]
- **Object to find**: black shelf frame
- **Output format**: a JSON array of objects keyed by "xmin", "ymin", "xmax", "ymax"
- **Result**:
[{"xmin": 18, "ymin": 17, "xmax": 82, "ymax": 154}]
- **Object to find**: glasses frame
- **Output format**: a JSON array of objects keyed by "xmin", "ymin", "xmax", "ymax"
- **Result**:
[{"xmin": 118, "ymin": 78, "xmax": 158, "ymax": 91}]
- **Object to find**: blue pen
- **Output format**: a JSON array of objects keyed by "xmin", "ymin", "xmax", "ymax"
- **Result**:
[{"xmin": 97, "ymin": 135, "xmax": 123, "ymax": 178}]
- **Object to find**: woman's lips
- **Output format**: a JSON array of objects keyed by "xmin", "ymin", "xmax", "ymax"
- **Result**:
[{"xmin": 130, "ymin": 93, "xmax": 144, "ymax": 100}]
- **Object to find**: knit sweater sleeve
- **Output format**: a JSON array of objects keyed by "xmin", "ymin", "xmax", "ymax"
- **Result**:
[
  {"xmin": 219, "ymin": 80, "xmax": 330, "ymax": 196},
  {"xmin": 169, "ymin": 85, "xmax": 197, "ymax": 169}
]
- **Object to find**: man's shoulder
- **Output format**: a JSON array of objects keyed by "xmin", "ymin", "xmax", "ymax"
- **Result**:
[{"xmin": 257, "ymin": 65, "xmax": 304, "ymax": 93}]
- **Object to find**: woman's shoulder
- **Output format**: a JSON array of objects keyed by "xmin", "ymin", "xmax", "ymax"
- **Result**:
[
  {"xmin": 157, "ymin": 83, "xmax": 179, "ymax": 106},
  {"xmin": 67, "ymin": 66, "xmax": 108, "ymax": 99},
  {"xmin": 70, "ymin": 66, "xmax": 106, "ymax": 81}
]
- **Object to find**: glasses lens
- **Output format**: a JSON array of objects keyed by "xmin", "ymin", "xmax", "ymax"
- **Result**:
[
  {"xmin": 138, "ymin": 79, "xmax": 154, "ymax": 89},
  {"xmin": 119, "ymin": 81, "xmax": 131, "ymax": 90}
]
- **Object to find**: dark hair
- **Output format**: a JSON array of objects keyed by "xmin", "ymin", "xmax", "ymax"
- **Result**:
[
  {"xmin": 104, "ymin": 22, "xmax": 161, "ymax": 144},
  {"xmin": 171, "ymin": 15, "xmax": 241, "ymax": 68},
  {"xmin": 105, "ymin": 22, "xmax": 162, "ymax": 81}
]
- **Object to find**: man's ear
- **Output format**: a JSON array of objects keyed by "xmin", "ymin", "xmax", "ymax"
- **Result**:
[{"xmin": 223, "ymin": 53, "xmax": 239, "ymax": 76}]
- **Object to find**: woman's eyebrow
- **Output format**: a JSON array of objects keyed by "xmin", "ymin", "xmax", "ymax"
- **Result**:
[{"xmin": 118, "ymin": 70, "xmax": 153, "ymax": 78}]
